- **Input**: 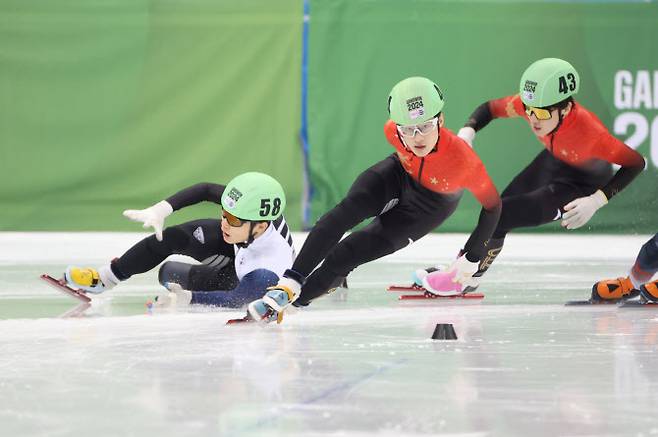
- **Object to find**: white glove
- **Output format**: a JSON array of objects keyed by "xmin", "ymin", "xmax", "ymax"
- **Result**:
[
  {"xmin": 154, "ymin": 283, "xmax": 192, "ymax": 308},
  {"xmin": 446, "ymin": 254, "xmax": 480, "ymax": 288},
  {"xmin": 123, "ymin": 200, "xmax": 173, "ymax": 241},
  {"xmin": 457, "ymin": 127, "xmax": 476, "ymax": 147},
  {"xmin": 248, "ymin": 277, "xmax": 303, "ymax": 324},
  {"xmin": 561, "ymin": 190, "xmax": 608, "ymax": 230},
  {"xmin": 264, "ymin": 276, "xmax": 302, "ymax": 311}
]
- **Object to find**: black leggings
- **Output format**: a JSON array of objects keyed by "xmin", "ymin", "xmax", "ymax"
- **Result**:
[
  {"xmin": 467, "ymin": 150, "xmax": 614, "ymax": 278},
  {"xmin": 493, "ymin": 150, "xmax": 612, "ymax": 239},
  {"xmin": 110, "ymin": 219, "xmax": 239, "ymax": 291},
  {"xmin": 295, "ymin": 154, "xmax": 461, "ymax": 304},
  {"xmin": 636, "ymin": 233, "xmax": 658, "ymax": 274}
]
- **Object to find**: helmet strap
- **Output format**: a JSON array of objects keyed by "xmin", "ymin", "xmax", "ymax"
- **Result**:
[
  {"xmin": 548, "ymin": 101, "xmax": 572, "ymax": 136},
  {"xmin": 236, "ymin": 222, "xmax": 257, "ymax": 249},
  {"xmin": 236, "ymin": 221, "xmax": 270, "ymax": 249},
  {"xmin": 549, "ymin": 110, "xmax": 565, "ymax": 136}
]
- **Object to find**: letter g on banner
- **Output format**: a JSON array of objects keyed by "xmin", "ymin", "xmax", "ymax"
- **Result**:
[{"xmin": 613, "ymin": 70, "xmax": 658, "ymax": 168}]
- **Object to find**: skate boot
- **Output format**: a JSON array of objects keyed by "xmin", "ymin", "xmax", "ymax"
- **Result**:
[
  {"xmin": 462, "ymin": 275, "xmax": 481, "ymax": 294},
  {"xmin": 591, "ymin": 276, "xmax": 639, "ymax": 302},
  {"xmin": 422, "ymin": 270, "xmax": 463, "ymax": 296},
  {"xmin": 413, "ymin": 267, "xmax": 440, "ymax": 286},
  {"xmin": 64, "ymin": 265, "xmax": 119, "ymax": 294},
  {"xmin": 459, "ymin": 237, "xmax": 504, "ymax": 293},
  {"xmin": 247, "ymin": 298, "xmax": 281, "ymax": 323},
  {"xmin": 639, "ymin": 279, "xmax": 658, "ymax": 303},
  {"xmin": 247, "ymin": 284, "xmax": 297, "ymax": 324}
]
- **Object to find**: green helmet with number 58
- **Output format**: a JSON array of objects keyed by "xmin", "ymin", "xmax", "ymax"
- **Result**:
[
  {"xmin": 221, "ymin": 172, "xmax": 286, "ymax": 221},
  {"xmin": 519, "ymin": 58, "xmax": 579, "ymax": 108}
]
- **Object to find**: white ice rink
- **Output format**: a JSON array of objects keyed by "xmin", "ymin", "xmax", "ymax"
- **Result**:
[{"xmin": 1, "ymin": 232, "xmax": 658, "ymax": 436}]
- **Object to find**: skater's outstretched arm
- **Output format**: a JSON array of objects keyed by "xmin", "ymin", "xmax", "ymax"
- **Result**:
[
  {"xmin": 123, "ymin": 183, "xmax": 226, "ymax": 241},
  {"xmin": 165, "ymin": 182, "xmax": 226, "ymax": 210},
  {"xmin": 458, "ymin": 95, "xmax": 525, "ymax": 145},
  {"xmin": 464, "ymin": 100, "xmax": 496, "ymax": 132},
  {"xmin": 590, "ymin": 132, "xmax": 644, "ymax": 201},
  {"xmin": 562, "ymin": 131, "xmax": 645, "ymax": 230},
  {"xmin": 453, "ymin": 160, "xmax": 502, "ymax": 285}
]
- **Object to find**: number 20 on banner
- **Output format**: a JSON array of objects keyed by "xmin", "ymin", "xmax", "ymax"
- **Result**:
[{"xmin": 614, "ymin": 70, "xmax": 658, "ymax": 168}]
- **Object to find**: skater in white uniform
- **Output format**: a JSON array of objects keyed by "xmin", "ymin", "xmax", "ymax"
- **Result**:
[{"xmin": 63, "ymin": 172, "xmax": 295, "ymax": 308}]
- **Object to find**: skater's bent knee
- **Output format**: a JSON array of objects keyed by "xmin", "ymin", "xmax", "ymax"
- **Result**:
[{"xmin": 158, "ymin": 261, "xmax": 193, "ymax": 287}]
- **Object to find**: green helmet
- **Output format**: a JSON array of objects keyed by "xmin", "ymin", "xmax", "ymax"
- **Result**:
[
  {"xmin": 221, "ymin": 172, "xmax": 286, "ymax": 221},
  {"xmin": 388, "ymin": 76, "xmax": 445, "ymax": 125},
  {"xmin": 519, "ymin": 58, "xmax": 579, "ymax": 108}
]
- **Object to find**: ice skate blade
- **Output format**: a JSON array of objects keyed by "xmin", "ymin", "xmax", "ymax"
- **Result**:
[{"xmin": 40, "ymin": 274, "xmax": 92, "ymax": 303}]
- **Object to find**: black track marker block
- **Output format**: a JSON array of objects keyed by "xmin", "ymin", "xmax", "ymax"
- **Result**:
[{"xmin": 432, "ymin": 323, "xmax": 458, "ymax": 340}]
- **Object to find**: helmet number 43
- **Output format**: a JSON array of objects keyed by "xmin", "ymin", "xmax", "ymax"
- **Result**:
[
  {"xmin": 559, "ymin": 73, "xmax": 577, "ymax": 94},
  {"xmin": 260, "ymin": 198, "xmax": 282, "ymax": 217}
]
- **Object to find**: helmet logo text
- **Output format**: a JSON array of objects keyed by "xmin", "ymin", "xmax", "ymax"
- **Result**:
[
  {"xmin": 523, "ymin": 80, "xmax": 537, "ymax": 102},
  {"xmin": 225, "ymin": 188, "xmax": 243, "ymax": 208},
  {"xmin": 406, "ymin": 96, "xmax": 425, "ymax": 120}
]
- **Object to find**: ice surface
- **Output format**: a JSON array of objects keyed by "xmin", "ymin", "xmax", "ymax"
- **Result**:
[{"xmin": 1, "ymin": 232, "xmax": 657, "ymax": 436}]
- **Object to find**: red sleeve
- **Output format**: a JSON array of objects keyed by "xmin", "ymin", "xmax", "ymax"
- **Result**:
[
  {"xmin": 465, "ymin": 159, "xmax": 501, "ymax": 210},
  {"xmin": 593, "ymin": 132, "xmax": 645, "ymax": 168},
  {"xmin": 488, "ymin": 94, "xmax": 525, "ymax": 119}
]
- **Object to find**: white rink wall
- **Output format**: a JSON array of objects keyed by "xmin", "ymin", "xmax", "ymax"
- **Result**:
[{"xmin": 0, "ymin": 231, "xmax": 652, "ymax": 265}]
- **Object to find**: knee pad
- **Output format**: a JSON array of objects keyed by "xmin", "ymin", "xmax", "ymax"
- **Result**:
[{"xmin": 158, "ymin": 261, "xmax": 193, "ymax": 289}]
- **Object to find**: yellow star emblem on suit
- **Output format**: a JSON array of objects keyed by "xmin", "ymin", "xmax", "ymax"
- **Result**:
[
  {"xmin": 506, "ymin": 100, "xmax": 518, "ymax": 118},
  {"xmin": 430, "ymin": 177, "xmax": 438, "ymax": 184}
]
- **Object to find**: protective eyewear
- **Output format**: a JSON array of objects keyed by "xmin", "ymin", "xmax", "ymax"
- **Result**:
[
  {"xmin": 524, "ymin": 105, "xmax": 553, "ymax": 121},
  {"xmin": 222, "ymin": 210, "xmax": 247, "ymax": 227},
  {"xmin": 396, "ymin": 117, "xmax": 439, "ymax": 137}
]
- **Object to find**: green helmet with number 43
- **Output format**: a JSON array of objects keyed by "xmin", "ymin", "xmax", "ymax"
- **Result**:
[
  {"xmin": 519, "ymin": 58, "xmax": 580, "ymax": 108},
  {"xmin": 221, "ymin": 172, "xmax": 286, "ymax": 221}
]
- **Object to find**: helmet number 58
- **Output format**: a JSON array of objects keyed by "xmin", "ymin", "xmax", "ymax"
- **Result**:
[{"xmin": 260, "ymin": 198, "xmax": 282, "ymax": 217}]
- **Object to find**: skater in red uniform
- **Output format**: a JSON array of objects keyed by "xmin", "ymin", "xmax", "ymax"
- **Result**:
[
  {"xmin": 245, "ymin": 76, "xmax": 502, "ymax": 323},
  {"xmin": 446, "ymin": 58, "xmax": 646, "ymax": 290}
]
